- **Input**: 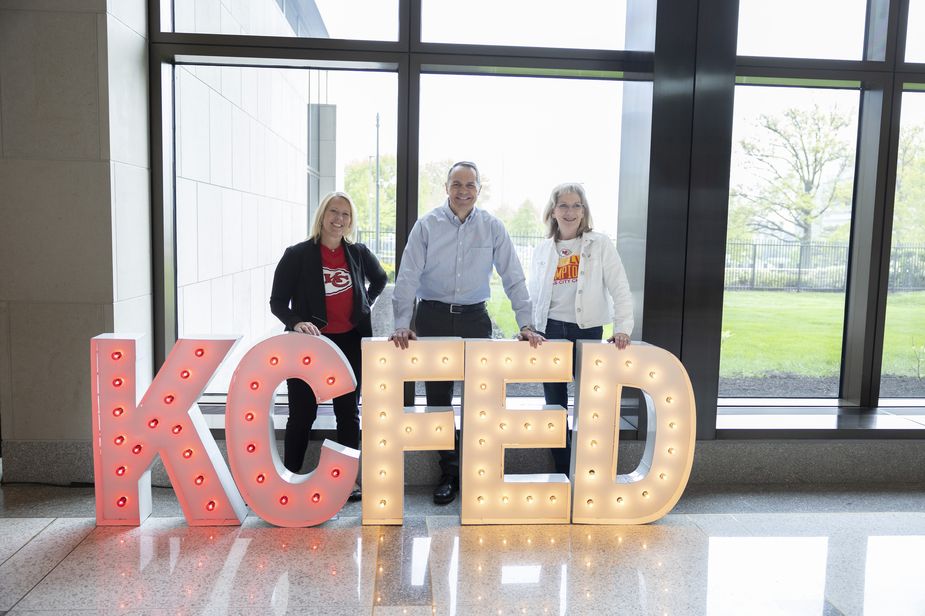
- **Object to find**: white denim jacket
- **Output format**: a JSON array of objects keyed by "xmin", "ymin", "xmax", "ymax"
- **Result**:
[{"xmin": 529, "ymin": 231, "xmax": 634, "ymax": 336}]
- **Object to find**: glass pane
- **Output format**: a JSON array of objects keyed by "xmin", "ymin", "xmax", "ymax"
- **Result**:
[
  {"xmin": 719, "ymin": 86, "xmax": 860, "ymax": 398},
  {"xmin": 880, "ymin": 91, "xmax": 925, "ymax": 399},
  {"xmin": 172, "ymin": 0, "xmax": 398, "ymax": 41},
  {"xmin": 908, "ymin": 0, "xmax": 925, "ymax": 62},
  {"xmin": 421, "ymin": 0, "xmax": 654, "ymax": 51},
  {"xmin": 175, "ymin": 65, "xmax": 397, "ymax": 395},
  {"xmin": 737, "ymin": 0, "xmax": 866, "ymax": 60},
  {"xmin": 415, "ymin": 72, "xmax": 650, "ymax": 343}
]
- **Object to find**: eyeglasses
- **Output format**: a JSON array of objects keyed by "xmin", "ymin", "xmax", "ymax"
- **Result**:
[{"xmin": 554, "ymin": 203, "xmax": 584, "ymax": 212}]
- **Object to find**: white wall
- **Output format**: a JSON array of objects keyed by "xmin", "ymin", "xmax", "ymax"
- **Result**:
[{"xmin": 174, "ymin": 3, "xmax": 313, "ymax": 393}]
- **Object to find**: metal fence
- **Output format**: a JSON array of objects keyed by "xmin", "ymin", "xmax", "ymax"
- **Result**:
[
  {"xmin": 725, "ymin": 241, "xmax": 925, "ymax": 291},
  {"xmin": 355, "ymin": 229, "xmax": 397, "ymax": 267},
  {"xmin": 357, "ymin": 232, "xmax": 925, "ymax": 292}
]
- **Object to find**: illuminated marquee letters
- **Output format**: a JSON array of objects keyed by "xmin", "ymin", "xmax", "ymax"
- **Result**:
[
  {"xmin": 92, "ymin": 335, "xmax": 696, "ymax": 527},
  {"xmin": 460, "ymin": 340, "xmax": 573, "ymax": 524},
  {"xmin": 225, "ymin": 334, "xmax": 360, "ymax": 527},
  {"xmin": 571, "ymin": 341, "xmax": 696, "ymax": 524},
  {"xmin": 91, "ymin": 334, "xmax": 247, "ymax": 525},
  {"xmin": 360, "ymin": 338, "xmax": 461, "ymax": 524}
]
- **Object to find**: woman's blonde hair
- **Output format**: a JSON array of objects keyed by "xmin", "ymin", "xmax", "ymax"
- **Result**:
[
  {"xmin": 542, "ymin": 183, "xmax": 594, "ymax": 239},
  {"xmin": 311, "ymin": 191, "xmax": 357, "ymax": 243}
]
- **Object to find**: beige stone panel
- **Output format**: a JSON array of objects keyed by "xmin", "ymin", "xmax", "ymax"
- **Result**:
[
  {"xmin": 0, "ymin": 10, "xmax": 101, "ymax": 160},
  {"xmin": 0, "ymin": 1, "xmax": 104, "ymax": 10},
  {"xmin": 96, "ymin": 12, "xmax": 110, "ymax": 162},
  {"xmin": 0, "ymin": 301, "xmax": 13, "ymax": 441},
  {"xmin": 105, "ymin": 14, "xmax": 149, "ymax": 168},
  {"xmin": 112, "ymin": 161, "xmax": 152, "ymax": 301},
  {"xmin": 0, "ymin": 159, "xmax": 113, "ymax": 303},
  {"xmin": 8, "ymin": 301, "xmax": 108, "ymax": 440}
]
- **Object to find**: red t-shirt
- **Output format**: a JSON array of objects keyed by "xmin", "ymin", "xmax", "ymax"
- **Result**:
[{"xmin": 320, "ymin": 244, "xmax": 354, "ymax": 334}]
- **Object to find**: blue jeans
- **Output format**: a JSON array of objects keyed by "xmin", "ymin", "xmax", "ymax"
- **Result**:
[{"xmin": 540, "ymin": 318, "xmax": 604, "ymax": 475}]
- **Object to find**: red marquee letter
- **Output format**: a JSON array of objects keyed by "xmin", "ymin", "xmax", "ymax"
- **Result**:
[
  {"xmin": 225, "ymin": 333, "xmax": 359, "ymax": 527},
  {"xmin": 91, "ymin": 335, "xmax": 247, "ymax": 525}
]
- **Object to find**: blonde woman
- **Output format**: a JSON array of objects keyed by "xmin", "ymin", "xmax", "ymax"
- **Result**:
[
  {"xmin": 270, "ymin": 192, "xmax": 387, "ymax": 500},
  {"xmin": 528, "ymin": 183, "xmax": 634, "ymax": 475}
]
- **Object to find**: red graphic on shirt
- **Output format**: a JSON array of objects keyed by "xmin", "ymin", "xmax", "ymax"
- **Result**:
[
  {"xmin": 323, "ymin": 267, "xmax": 352, "ymax": 296},
  {"xmin": 553, "ymin": 253, "xmax": 580, "ymax": 285}
]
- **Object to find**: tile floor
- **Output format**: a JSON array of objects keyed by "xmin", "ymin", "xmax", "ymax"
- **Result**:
[{"xmin": 1, "ymin": 482, "xmax": 924, "ymax": 615}]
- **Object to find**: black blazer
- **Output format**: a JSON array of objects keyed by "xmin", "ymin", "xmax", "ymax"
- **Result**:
[{"xmin": 269, "ymin": 238, "xmax": 388, "ymax": 337}]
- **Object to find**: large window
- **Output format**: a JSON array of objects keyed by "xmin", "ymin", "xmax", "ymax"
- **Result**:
[
  {"xmin": 736, "ymin": 0, "xmax": 867, "ymax": 60},
  {"xmin": 417, "ymin": 73, "xmax": 650, "ymax": 340},
  {"xmin": 174, "ymin": 65, "xmax": 397, "ymax": 395},
  {"xmin": 907, "ymin": 0, "xmax": 925, "ymax": 62},
  {"xmin": 880, "ymin": 89, "xmax": 925, "ymax": 399},
  {"xmin": 153, "ymin": 0, "xmax": 925, "ymax": 430},
  {"xmin": 172, "ymin": 0, "xmax": 399, "ymax": 40},
  {"xmin": 421, "ymin": 0, "xmax": 653, "ymax": 51},
  {"xmin": 719, "ymin": 85, "xmax": 859, "ymax": 399}
]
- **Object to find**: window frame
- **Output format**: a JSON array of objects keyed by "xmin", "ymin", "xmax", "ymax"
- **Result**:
[{"xmin": 148, "ymin": 0, "xmax": 925, "ymax": 443}]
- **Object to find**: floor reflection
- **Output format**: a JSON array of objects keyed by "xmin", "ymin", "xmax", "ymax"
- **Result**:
[{"xmin": 3, "ymin": 511, "xmax": 925, "ymax": 614}]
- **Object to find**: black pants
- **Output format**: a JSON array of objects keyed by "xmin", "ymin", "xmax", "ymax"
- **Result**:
[
  {"xmin": 414, "ymin": 300, "xmax": 492, "ymax": 480},
  {"xmin": 283, "ymin": 328, "xmax": 362, "ymax": 473},
  {"xmin": 540, "ymin": 319, "xmax": 604, "ymax": 475}
]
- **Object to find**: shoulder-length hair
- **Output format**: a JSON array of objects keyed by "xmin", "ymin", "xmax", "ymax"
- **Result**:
[
  {"xmin": 310, "ymin": 191, "xmax": 357, "ymax": 243},
  {"xmin": 542, "ymin": 183, "xmax": 594, "ymax": 239}
]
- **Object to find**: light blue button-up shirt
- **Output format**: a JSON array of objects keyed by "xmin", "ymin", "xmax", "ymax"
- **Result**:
[{"xmin": 392, "ymin": 201, "xmax": 533, "ymax": 330}]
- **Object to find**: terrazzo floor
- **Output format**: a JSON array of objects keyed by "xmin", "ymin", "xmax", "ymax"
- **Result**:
[{"xmin": 1, "ymin": 482, "xmax": 924, "ymax": 615}]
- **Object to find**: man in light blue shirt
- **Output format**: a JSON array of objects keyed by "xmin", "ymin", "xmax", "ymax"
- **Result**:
[{"xmin": 389, "ymin": 161, "xmax": 544, "ymax": 504}]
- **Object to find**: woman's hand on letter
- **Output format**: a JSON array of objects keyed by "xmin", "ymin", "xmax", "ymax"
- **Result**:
[{"xmin": 294, "ymin": 321, "xmax": 321, "ymax": 336}]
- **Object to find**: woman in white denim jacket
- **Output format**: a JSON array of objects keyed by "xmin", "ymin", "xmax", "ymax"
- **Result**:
[{"xmin": 527, "ymin": 182, "xmax": 635, "ymax": 475}]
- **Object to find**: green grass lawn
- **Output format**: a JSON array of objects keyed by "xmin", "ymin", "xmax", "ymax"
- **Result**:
[
  {"xmin": 490, "ymin": 284, "xmax": 925, "ymax": 378},
  {"xmin": 721, "ymin": 290, "xmax": 925, "ymax": 377}
]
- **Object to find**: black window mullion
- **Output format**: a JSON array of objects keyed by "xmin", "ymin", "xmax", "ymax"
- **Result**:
[
  {"xmin": 678, "ymin": 0, "xmax": 740, "ymax": 440},
  {"xmin": 396, "ymin": 55, "xmax": 419, "ymax": 272},
  {"xmin": 150, "ymin": 59, "xmax": 176, "ymax": 370},
  {"xmin": 840, "ymin": 79, "xmax": 897, "ymax": 406}
]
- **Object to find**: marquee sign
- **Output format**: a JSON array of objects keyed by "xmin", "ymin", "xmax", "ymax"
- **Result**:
[{"xmin": 91, "ymin": 334, "xmax": 696, "ymax": 527}]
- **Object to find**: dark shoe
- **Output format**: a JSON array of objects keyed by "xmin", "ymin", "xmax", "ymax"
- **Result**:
[
  {"xmin": 433, "ymin": 476, "xmax": 458, "ymax": 505},
  {"xmin": 348, "ymin": 483, "xmax": 362, "ymax": 502}
]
